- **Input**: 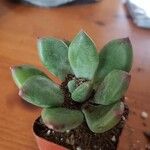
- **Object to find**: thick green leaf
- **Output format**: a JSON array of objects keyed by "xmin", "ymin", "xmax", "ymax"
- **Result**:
[
  {"xmin": 82, "ymin": 102, "xmax": 124, "ymax": 133},
  {"xmin": 10, "ymin": 65, "xmax": 48, "ymax": 88},
  {"xmin": 94, "ymin": 70, "xmax": 130, "ymax": 105},
  {"xmin": 19, "ymin": 76, "xmax": 64, "ymax": 107},
  {"xmin": 42, "ymin": 107, "xmax": 84, "ymax": 132},
  {"xmin": 68, "ymin": 31, "xmax": 99, "ymax": 80},
  {"xmin": 95, "ymin": 38, "xmax": 133, "ymax": 84},
  {"xmin": 71, "ymin": 81, "xmax": 92, "ymax": 103},
  {"xmin": 38, "ymin": 37, "xmax": 72, "ymax": 81},
  {"xmin": 67, "ymin": 79, "xmax": 77, "ymax": 93}
]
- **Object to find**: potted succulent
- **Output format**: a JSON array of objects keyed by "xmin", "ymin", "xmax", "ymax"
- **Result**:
[{"xmin": 10, "ymin": 31, "xmax": 133, "ymax": 150}]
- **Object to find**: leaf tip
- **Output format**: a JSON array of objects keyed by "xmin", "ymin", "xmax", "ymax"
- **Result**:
[
  {"xmin": 122, "ymin": 72, "xmax": 131, "ymax": 83},
  {"xmin": 120, "ymin": 37, "xmax": 131, "ymax": 45},
  {"xmin": 10, "ymin": 65, "xmax": 21, "ymax": 72},
  {"xmin": 10, "ymin": 66, "xmax": 16, "ymax": 72},
  {"xmin": 77, "ymin": 30, "xmax": 88, "ymax": 38},
  {"xmin": 37, "ymin": 37, "xmax": 47, "ymax": 47},
  {"xmin": 37, "ymin": 36, "xmax": 42, "ymax": 40},
  {"xmin": 126, "ymin": 74, "xmax": 131, "ymax": 82},
  {"xmin": 113, "ymin": 102, "xmax": 124, "ymax": 119},
  {"xmin": 19, "ymin": 88, "xmax": 26, "ymax": 97}
]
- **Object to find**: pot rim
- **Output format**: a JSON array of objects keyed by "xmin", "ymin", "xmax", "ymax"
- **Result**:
[{"xmin": 32, "ymin": 117, "xmax": 67, "ymax": 150}]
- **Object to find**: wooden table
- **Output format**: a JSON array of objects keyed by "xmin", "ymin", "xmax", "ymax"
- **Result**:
[{"xmin": 0, "ymin": 0, "xmax": 150, "ymax": 149}]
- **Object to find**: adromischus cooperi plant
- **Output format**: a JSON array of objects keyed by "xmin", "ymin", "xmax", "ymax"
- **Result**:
[{"xmin": 11, "ymin": 31, "xmax": 133, "ymax": 133}]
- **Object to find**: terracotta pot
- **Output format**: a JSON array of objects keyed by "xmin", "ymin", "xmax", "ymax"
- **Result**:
[
  {"xmin": 33, "ymin": 117, "xmax": 67, "ymax": 150},
  {"xmin": 33, "ymin": 131, "xmax": 67, "ymax": 150}
]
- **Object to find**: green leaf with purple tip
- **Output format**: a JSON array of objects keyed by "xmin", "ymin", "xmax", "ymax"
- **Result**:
[
  {"xmin": 71, "ymin": 81, "xmax": 92, "ymax": 103},
  {"xmin": 19, "ymin": 76, "xmax": 64, "ymax": 107},
  {"xmin": 42, "ymin": 107, "xmax": 84, "ymax": 132},
  {"xmin": 82, "ymin": 102, "xmax": 124, "ymax": 133},
  {"xmin": 94, "ymin": 70, "xmax": 131, "ymax": 105},
  {"xmin": 38, "ymin": 37, "xmax": 72, "ymax": 81},
  {"xmin": 68, "ymin": 31, "xmax": 99, "ymax": 80},
  {"xmin": 95, "ymin": 38, "xmax": 133, "ymax": 84},
  {"xmin": 10, "ymin": 65, "xmax": 48, "ymax": 88}
]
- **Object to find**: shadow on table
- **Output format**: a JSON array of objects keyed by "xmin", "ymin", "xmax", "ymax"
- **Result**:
[
  {"xmin": 6, "ymin": 91, "xmax": 39, "ymax": 112},
  {"xmin": 71, "ymin": 0, "xmax": 99, "ymax": 4}
]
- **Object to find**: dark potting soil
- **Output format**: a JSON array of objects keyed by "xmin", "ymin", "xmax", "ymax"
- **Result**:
[{"xmin": 33, "ymin": 75, "xmax": 129, "ymax": 150}]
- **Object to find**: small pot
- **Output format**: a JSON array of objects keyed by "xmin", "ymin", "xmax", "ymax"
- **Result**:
[
  {"xmin": 33, "ymin": 132, "xmax": 66, "ymax": 150},
  {"xmin": 33, "ymin": 104, "xmax": 129, "ymax": 150}
]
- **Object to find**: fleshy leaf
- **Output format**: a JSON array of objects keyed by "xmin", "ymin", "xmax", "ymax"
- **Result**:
[
  {"xmin": 42, "ymin": 107, "xmax": 84, "ymax": 132},
  {"xmin": 68, "ymin": 31, "xmax": 99, "ymax": 80},
  {"xmin": 67, "ymin": 79, "xmax": 77, "ymax": 93},
  {"xmin": 71, "ymin": 81, "xmax": 92, "ymax": 103},
  {"xmin": 19, "ymin": 76, "xmax": 64, "ymax": 107},
  {"xmin": 82, "ymin": 102, "xmax": 124, "ymax": 133},
  {"xmin": 38, "ymin": 37, "xmax": 72, "ymax": 81},
  {"xmin": 10, "ymin": 65, "xmax": 48, "ymax": 88},
  {"xmin": 94, "ymin": 70, "xmax": 130, "ymax": 105},
  {"xmin": 95, "ymin": 38, "xmax": 133, "ymax": 84}
]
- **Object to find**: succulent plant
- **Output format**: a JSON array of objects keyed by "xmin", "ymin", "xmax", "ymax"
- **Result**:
[{"xmin": 11, "ymin": 31, "xmax": 133, "ymax": 133}]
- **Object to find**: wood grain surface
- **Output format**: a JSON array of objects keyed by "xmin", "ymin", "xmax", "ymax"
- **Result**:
[{"xmin": 0, "ymin": 0, "xmax": 150, "ymax": 149}]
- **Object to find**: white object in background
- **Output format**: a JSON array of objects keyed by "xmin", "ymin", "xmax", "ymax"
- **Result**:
[
  {"xmin": 126, "ymin": 0, "xmax": 150, "ymax": 28},
  {"xmin": 24, "ymin": 0, "xmax": 75, "ymax": 7},
  {"xmin": 141, "ymin": 111, "xmax": 148, "ymax": 119}
]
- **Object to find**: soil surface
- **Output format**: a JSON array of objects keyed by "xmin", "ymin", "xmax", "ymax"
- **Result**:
[{"xmin": 33, "ymin": 105, "xmax": 128, "ymax": 150}]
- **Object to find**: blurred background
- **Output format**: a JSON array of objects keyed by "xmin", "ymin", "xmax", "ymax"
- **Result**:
[{"xmin": 0, "ymin": 0, "xmax": 150, "ymax": 149}]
